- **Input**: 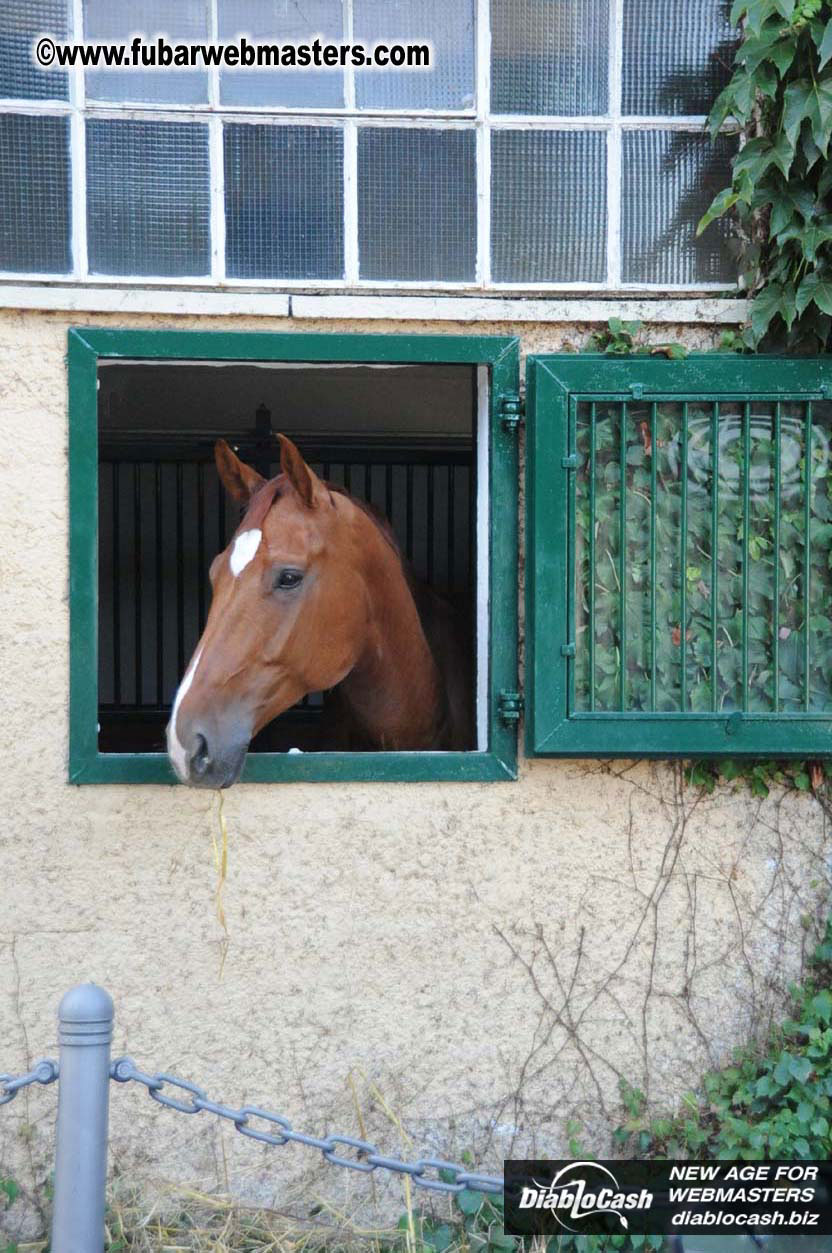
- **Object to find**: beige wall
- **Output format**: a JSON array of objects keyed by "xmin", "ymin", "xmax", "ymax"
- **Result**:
[{"xmin": 1, "ymin": 308, "xmax": 829, "ymax": 1230}]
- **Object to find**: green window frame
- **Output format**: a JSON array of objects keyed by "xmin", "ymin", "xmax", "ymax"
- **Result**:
[
  {"xmin": 68, "ymin": 328, "xmax": 520, "ymax": 784},
  {"xmin": 526, "ymin": 354, "xmax": 832, "ymax": 759}
]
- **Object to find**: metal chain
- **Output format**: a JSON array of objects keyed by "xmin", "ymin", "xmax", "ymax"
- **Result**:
[
  {"xmin": 110, "ymin": 1056, "xmax": 503, "ymax": 1195},
  {"xmin": 0, "ymin": 1059, "xmax": 59, "ymax": 1106}
]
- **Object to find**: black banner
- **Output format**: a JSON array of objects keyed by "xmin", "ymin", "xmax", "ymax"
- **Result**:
[{"xmin": 504, "ymin": 1160, "xmax": 832, "ymax": 1236}]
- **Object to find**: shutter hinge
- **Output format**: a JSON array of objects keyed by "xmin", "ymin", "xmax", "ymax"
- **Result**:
[
  {"xmin": 561, "ymin": 642, "xmax": 576, "ymax": 658},
  {"xmin": 498, "ymin": 689, "xmax": 524, "ymax": 724},
  {"xmin": 561, "ymin": 453, "xmax": 579, "ymax": 469},
  {"xmin": 499, "ymin": 392, "xmax": 524, "ymax": 431}
]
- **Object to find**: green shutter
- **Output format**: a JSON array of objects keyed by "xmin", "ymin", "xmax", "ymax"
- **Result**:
[{"xmin": 526, "ymin": 354, "xmax": 832, "ymax": 758}]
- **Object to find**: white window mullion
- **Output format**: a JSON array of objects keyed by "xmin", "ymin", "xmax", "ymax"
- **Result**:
[
  {"xmin": 209, "ymin": 116, "xmax": 226, "ymax": 283},
  {"xmin": 342, "ymin": 0, "xmax": 359, "ymax": 285},
  {"xmin": 343, "ymin": 119, "xmax": 359, "ymax": 285},
  {"xmin": 475, "ymin": 0, "xmax": 491, "ymax": 289},
  {"xmin": 606, "ymin": 0, "xmax": 624, "ymax": 288},
  {"xmin": 344, "ymin": 0, "xmax": 356, "ymax": 111},
  {"xmin": 207, "ymin": 0, "xmax": 226, "ymax": 283},
  {"xmin": 69, "ymin": 0, "xmax": 87, "ymax": 279}
]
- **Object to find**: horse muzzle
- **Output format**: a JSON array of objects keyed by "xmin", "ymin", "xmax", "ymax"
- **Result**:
[{"xmin": 167, "ymin": 719, "xmax": 250, "ymax": 789}]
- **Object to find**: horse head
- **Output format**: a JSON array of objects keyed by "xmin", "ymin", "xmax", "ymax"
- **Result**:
[{"xmin": 167, "ymin": 435, "xmax": 375, "ymax": 787}]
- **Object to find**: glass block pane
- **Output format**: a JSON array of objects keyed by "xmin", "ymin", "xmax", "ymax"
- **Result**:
[
  {"xmin": 0, "ymin": 112, "xmax": 70, "ymax": 271},
  {"xmin": 354, "ymin": 0, "xmax": 475, "ymax": 111},
  {"xmin": 358, "ymin": 127, "xmax": 476, "ymax": 281},
  {"xmin": 623, "ymin": 0, "xmax": 738, "ymax": 116},
  {"xmin": 491, "ymin": 130, "xmax": 606, "ymax": 283},
  {"xmin": 224, "ymin": 124, "xmax": 344, "ymax": 279},
  {"xmin": 490, "ymin": 0, "xmax": 608, "ymax": 116},
  {"xmin": 84, "ymin": 0, "xmax": 209, "ymax": 104},
  {"xmin": 1, "ymin": 0, "xmax": 69, "ymax": 99},
  {"xmin": 218, "ymin": 0, "xmax": 344, "ymax": 108},
  {"xmin": 621, "ymin": 131, "xmax": 737, "ymax": 285},
  {"xmin": 86, "ymin": 119, "xmax": 210, "ymax": 276}
]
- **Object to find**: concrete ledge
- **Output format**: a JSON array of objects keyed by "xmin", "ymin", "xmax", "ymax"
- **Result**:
[
  {"xmin": 0, "ymin": 284, "xmax": 291, "ymax": 317},
  {"xmin": 290, "ymin": 294, "xmax": 748, "ymax": 324},
  {"xmin": 0, "ymin": 284, "xmax": 748, "ymax": 325}
]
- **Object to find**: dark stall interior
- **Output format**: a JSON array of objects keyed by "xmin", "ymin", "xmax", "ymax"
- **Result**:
[{"xmin": 97, "ymin": 361, "xmax": 478, "ymax": 754}]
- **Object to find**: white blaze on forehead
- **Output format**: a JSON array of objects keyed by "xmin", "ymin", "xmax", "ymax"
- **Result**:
[
  {"xmin": 230, "ymin": 528, "xmax": 262, "ymax": 577},
  {"xmin": 167, "ymin": 648, "xmax": 202, "ymax": 782}
]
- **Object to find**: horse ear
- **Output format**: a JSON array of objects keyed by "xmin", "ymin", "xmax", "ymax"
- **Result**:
[
  {"xmin": 214, "ymin": 439, "xmax": 265, "ymax": 506},
  {"xmin": 277, "ymin": 434, "xmax": 324, "ymax": 509}
]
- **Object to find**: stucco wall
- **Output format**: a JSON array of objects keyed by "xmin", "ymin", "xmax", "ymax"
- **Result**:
[{"xmin": 1, "ymin": 307, "xmax": 830, "ymax": 1233}]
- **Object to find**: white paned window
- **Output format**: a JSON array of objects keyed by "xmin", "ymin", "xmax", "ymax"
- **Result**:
[{"xmin": 0, "ymin": 0, "xmax": 738, "ymax": 291}]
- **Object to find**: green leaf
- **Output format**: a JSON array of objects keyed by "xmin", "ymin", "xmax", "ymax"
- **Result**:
[
  {"xmin": 697, "ymin": 187, "xmax": 740, "ymax": 235},
  {"xmin": 768, "ymin": 36, "xmax": 797, "ymax": 76},
  {"xmin": 790, "ymin": 1055, "xmax": 813, "ymax": 1082},
  {"xmin": 812, "ymin": 988, "xmax": 832, "ymax": 1020},
  {"xmin": 773, "ymin": 0, "xmax": 796, "ymax": 17},
  {"xmin": 784, "ymin": 79, "xmax": 812, "ymax": 146},
  {"xmin": 819, "ymin": 17, "xmax": 832, "ymax": 69},
  {"xmin": 707, "ymin": 83, "xmax": 740, "ymax": 136},
  {"xmin": 796, "ymin": 271, "xmax": 832, "ymax": 315},
  {"xmin": 457, "ymin": 1189, "xmax": 483, "ymax": 1215},
  {"xmin": 746, "ymin": 0, "xmax": 778, "ymax": 36},
  {"xmin": 780, "ymin": 218, "xmax": 832, "ymax": 261},
  {"xmin": 750, "ymin": 283, "xmax": 787, "ymax": 338},
  {"xmin": 0, "ymin": 1180, "xmax": 19, "ymax": 1206},
  {"xmin": 805, "ymin": 78, "xmax": 832, "ymax": 156}
]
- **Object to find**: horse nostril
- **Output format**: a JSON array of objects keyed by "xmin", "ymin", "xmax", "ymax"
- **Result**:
[{"xmin": 190, "ymin": 733, "xmax": 211, "ymax": 777}]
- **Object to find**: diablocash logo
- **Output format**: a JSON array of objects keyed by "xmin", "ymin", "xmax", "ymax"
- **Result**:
[{"xmin": 519, "ymin": 1161, "xmax": 654, "ymax": 1233}]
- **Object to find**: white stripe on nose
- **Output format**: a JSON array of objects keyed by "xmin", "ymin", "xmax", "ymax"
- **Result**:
[
  {"xmin": 230, "ymin": 528, "xmax": 262, "ymax": 576},
  {"xmin": 167, "ymin": 648, "xmax": 203, "ymax": 782}
]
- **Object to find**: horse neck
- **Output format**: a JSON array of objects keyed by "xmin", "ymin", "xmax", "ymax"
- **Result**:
[{"xmin": 338, "ymin": 514, "xmax": 443, "ymax": 750}]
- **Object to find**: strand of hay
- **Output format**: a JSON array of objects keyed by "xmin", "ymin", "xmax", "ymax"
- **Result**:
[{"xmin": 212, "ymin": 791, "xmax": 230, "ymax": 976}]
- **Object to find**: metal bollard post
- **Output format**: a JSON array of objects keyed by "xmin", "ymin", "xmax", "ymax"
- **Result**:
[{"xmin": 51, "ymin": 984, "xmax": 114, "ymax": 1253}]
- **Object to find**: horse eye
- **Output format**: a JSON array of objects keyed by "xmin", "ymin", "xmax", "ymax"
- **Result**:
[{"xmin": 274, "ymin": 568, "xmax": 303, "ymax": 591}]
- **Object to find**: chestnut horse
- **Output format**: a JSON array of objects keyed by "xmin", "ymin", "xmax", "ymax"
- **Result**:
[{"xmin": 167, "ymin": 435, "xmax": 472, "ymax": 787}]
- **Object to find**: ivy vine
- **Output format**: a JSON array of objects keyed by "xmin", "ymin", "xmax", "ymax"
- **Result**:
[{"xmin": 700, "ymin": 0, "xmax": 832, "ymax": 350}]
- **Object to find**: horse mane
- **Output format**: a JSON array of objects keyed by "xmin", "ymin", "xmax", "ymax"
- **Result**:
[
  {"xmin": 235, "ymin": 474, "xmax": 403, "ymax": 567},
  {"xmin": 326, "ymin": 482, "xmax": 404, "ymax": 563}
]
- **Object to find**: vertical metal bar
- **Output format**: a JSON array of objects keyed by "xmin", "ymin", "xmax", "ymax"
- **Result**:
[
  {"xmin": 447, "ymin": 462, "xmax": 455, "ymax": 589},
  {"xmin": 385, "ymin": 462, "xmax": 393, "ymax": 522},
  {"xmin": 567, "ymin": 397, "xmax": 576, "ymax": 715},
  {"xmin": 50, "ymin": 984, "xmax": 113, "ymax": 1253},
  {"xmin": 112, "ymin": 463, "xmax": 121, "ymax": 708},
  {"xmin": 589, "ymin": 403, "xmax": 597, "ymax": 713},
  {"xmin": 217, "ymin": 465, "xmax": 225, "ymax": 554},
  {"xmin": 741, "ymin": 401, "xmax": 750, "ymax": 712},
  {"xmin": 427, "ymin": 463, "xmax": 435, "ymax": 584},
  {"xmin": 711, "ymin": 402, "xmax": 719, "ymax": 712},
  {"xmin": 155, "ymin": 462, "xmax": 163, "ymax": 706},
  {"xmin": 197, "ymin": 462, "xmax": 206, "ymax": 630},
  {"xmin": 680, "ymin": 401, "xmax": 689, "ymax": 712},
  {"xmin": 804, "ymin": 402, "xmax": 813, "ymax": 712},
  {"xmin": 618, "ymin": 402, "xmax": 627, "ymax": 710},
  {"xmin": 406, "ymin": 463, "xmax": 414, "ymax": 562},
  {"xmin": 133, "ymin": 463, "xmax": 142, "ymax": 708},
  {"xmin": 650, "ymin": 402, "xmax": 657, "ymax": 712},
  {"xmin": 176, "ymin": 464, "xmax": 185, "ymax": 677},
  {"xmin": 773, "ymin": 403, "xmax": 781, "ymax": 712}
]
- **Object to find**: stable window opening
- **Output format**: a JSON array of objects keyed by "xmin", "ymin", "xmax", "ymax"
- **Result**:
[{"xmin": 69, "ymin": 329, "xmax": 519, "ymax": 784}]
